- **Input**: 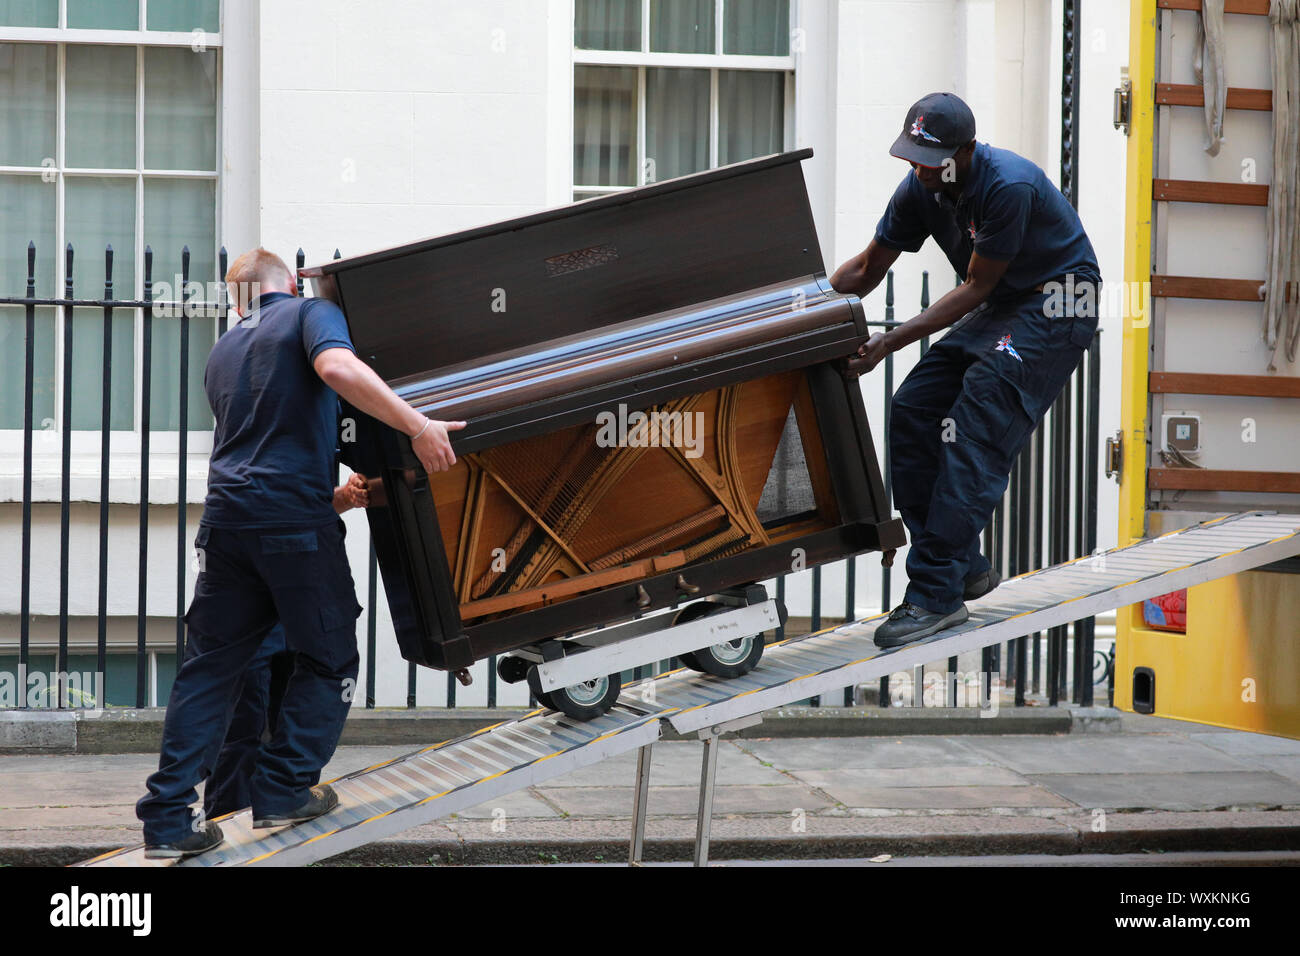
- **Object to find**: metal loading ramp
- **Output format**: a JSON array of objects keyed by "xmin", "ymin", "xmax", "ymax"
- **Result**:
[{"xmin": 81, "ymin": 511, "xmax": 1300, "ymax": 868}]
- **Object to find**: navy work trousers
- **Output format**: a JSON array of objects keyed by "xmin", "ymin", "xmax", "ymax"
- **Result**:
[
  {"xmin": 137, "ymin": 519, "xmax": 361, "ymax": 844},
  {"xmin": 201, "ymin": 625, "xmax": 304, "ymax": 820},
  {"xmin": 890, "ymin": 288, "xmax": 1096, "ymax": 615}
]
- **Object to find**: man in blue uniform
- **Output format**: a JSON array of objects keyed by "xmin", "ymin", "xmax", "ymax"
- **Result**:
[
  {"xmin": 831, "ymin": 92, "xmax": 1100, "ymax": 648},
  {"xmin": 137, "ymin": 248, "xmax": 465, "ymax": 858}
]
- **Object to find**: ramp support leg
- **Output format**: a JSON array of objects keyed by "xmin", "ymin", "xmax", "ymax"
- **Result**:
[
  {"xmin": 628, "ymin": 743, "xmax": 653, "ymax": 866},
  {"xmin": 693, "ymin": 714, "xmax": 763, "ymax": 867}
]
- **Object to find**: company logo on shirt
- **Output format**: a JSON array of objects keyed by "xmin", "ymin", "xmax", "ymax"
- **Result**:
[
  {"xmin": 910, "ymin": 116, "xmax": 942, "ymax": 144},
  {"xmin": 968, "ymin": 221, "xmax": 977, "ymax": 240},
  {"xmin": 994, "ymin": 333, "xmax": 1023, "ymax": 362}
]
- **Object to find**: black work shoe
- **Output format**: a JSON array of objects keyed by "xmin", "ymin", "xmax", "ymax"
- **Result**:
[
  {"xmin": 144, "ymin": 822, "xmax": 224, "ymax": 860},
  {"xmin": 874, "ymin": 602, "xmax": 970, "ymax": 649},
  {"xmin": 253, "ymin": 785, "xmax": 339, "ymax": 829},
  {"xmin": 963, "ymin": 567, "xmax": 1002, "ymax": 601}
]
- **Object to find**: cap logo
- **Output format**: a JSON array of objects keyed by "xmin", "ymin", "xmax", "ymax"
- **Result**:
[{"xmin": 910, "ymin": 115, "xmax": 942, "ymax": 144}]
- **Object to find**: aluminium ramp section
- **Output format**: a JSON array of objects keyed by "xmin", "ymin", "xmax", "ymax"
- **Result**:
[
  {"xmin": 655, "ymin": 511, "xmax": 1300, "ymax": 734},
  {"xmin": 80, "ymin": 704, "xmax": 663, "ymax": 868},
  {"xmin": 80, "ymin": 510, "xmax": 1300, "ymax": 867}
]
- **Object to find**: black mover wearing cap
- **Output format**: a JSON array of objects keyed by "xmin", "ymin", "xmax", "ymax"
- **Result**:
[
  {"xmin": 890, "ymin": 91, "xmax": 977, "ymax": 167},
  {"xmin": 831, "ymin": 90, "xmax": 1100, "ymax": 649}
]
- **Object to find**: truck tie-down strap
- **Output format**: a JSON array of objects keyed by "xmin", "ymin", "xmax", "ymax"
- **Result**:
[{"xmin": 81, "ymin": 511, "xmax": 1300, "ymax": 867}]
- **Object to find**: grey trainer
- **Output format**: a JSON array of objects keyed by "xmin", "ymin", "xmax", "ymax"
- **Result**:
[
  {"xmin": 874, "ymin": 602, "xmax": 970, "ymax": 649},
  {"xmin": 253, "ymin": 785, "xmax": 339, "ymax": 829}
]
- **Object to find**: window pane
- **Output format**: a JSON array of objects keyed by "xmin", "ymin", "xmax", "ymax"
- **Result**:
[
  {"xmin": 66, "ymin": 177, "xmax": 136, "ymax": 430},
  {"xmin": 650, "ymin": 0, "xmax": 714, "ymax": 54},
  {"xmin": 574, "ymin": 66, "xmax": 637, "ymax": 188},
  {"xmin": 719, "ymin": 70, "xmax": 783, "ymax": 165},
  {"xmin": 724, "ymin": 0, "xmax": 789, "ymax": 55},
  {"xmin": 67, "ymin": 0, "xmax": 138, "ymax": 29},
  {"xmin": 148, "ymin": 0, "xmax": 219, "ymax": 33},
  {"xmin": 575, "ymin": 0, "xmax": 640, "ymax": 51},
  {"xmin": 67, "ymin": 45, "xmax": 137, "ymax": 169},
  {"xmin": 1, "ymin": 175, "xmax": 56, "ymax": 428},
  {"xmin": 143, "ymin": 47, "xmax": 217, "ymax": 170},
  {"xmin": 646, "ymin": 68, "xmax": 708, "ymax": 182},
  {"xmin": 144, "ymin": 177, "xmax": 216, "ymax": 431},
  {"xmin": 0, "ymin": 174, "xmax": 55, "ymax": 295},
  {"xmin": 70, "ymin": 307, "xmax": 134, "ymax": 429},
  {"xmin": 66, "ymin": 177, "xmax": 137, "ymax": 298},
  {"xmin": 0, "ymin": 306, "xmax": 55, "ymax": 428},
  {"xmin": 0, "ymin": 43, "xmax": 57, "ymax": 167},
  {"xmin": 0, "ymin": 0, "xmax": 57, "ymax": 27}
]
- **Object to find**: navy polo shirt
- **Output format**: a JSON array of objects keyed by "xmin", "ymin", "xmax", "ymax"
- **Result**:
[
  {"xmin": 200, "ymin": 292, "xmax": 355, "ymax": 529},
  {"xmin": 874, "ymin": 142, "xmax": 1100, "ymax": 300}
]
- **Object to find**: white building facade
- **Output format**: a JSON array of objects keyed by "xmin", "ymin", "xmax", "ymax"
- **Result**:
[{"xmin": 0, "ymin": 0, "xmax": 1129, "ymax": 708}]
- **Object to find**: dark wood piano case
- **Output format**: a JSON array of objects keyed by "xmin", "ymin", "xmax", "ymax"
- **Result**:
[{"xmin": 302, "ymin": 150, "xmax": 905, "ymax": 671}]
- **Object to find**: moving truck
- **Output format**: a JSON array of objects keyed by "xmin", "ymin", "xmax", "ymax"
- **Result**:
[{"xmin": 1116, "ymin": 0, "xmax": 1300, "ymax": 736}]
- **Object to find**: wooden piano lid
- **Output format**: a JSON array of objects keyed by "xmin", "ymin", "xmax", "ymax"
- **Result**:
[{"xmin": 300, "ymin": 150, "xmax": 830, "ymax": 388}]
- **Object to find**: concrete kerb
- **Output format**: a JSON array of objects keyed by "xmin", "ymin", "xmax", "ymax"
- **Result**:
[
  {"xmin": 0, "ymin": 711, "xmax": 76, "ymax": 753},
  {"xmin": 8, "ymin": 813, "xmax": 1299, "ymax": 867}
]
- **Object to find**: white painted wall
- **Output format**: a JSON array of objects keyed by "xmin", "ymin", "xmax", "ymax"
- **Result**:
[{"xmin": 256, "ymin": 0, "xmax": 569, "ymax": 270}]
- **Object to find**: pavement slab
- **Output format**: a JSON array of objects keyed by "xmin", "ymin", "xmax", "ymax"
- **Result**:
[
  {"xmin": 790, "ymin": 765, "xmax": 1031, "ymax": 791},
  {"xmin": 537, "ymin": 783, "xmax": 832, "ymax": 818},
  {"xmin": 957, "ymin": 734, "xmax": 1258, "ymax": 775},
  {"xmin": 1029, "ymin": 771, "xmax": 1300, "ymax": 811},
  {"xmin": 735, "ymin": 736, "xmax": 992, "ymax": 771},
  {"xmin": 800, "ymin": 784, "xmax": 1073, "ymax": 810},
  {"xmin": 531, "ymin": 739, "xmax": 786, "ymax": 787},
  {"xmin": 1246, "ymin": 754, "xmax": 1300, "ymax": 784},
  {"xmin": 1191, "ymin": 731, "xmax": 1300, "ymax": 758}
]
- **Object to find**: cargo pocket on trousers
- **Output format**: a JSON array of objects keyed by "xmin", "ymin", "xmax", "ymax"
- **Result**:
[
  {"xmin": 962, "ymin": 363, "xmax": 1038, "ymax": 453},
  {"xmin": 316, "ymin": 600, "xmax": 363, "ymax": 674},
  {"xmin": 1068, "ymin": 314, "xmax": 1098, "ymax": 350}
]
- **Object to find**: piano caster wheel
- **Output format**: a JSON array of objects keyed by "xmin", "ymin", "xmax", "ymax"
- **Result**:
[
  {"xmin": 498, "ymin": 655, "xmax": 530, "ymax": 685},
  {"xmin": 673, "ymin": 601, "xmax": 767, "ymax": 679},
  {"xmin": 533, "ymin": 690, "xmax": 556, "ymax": 711},
  {"xmin": 546, "ymin": 674, "xmax": 621, "ymax": 722}
]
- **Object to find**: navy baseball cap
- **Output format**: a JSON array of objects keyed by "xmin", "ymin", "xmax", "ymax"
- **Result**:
[{"xmin": 889, "ymin": 92, "xmax": 977, "ymax": 167}]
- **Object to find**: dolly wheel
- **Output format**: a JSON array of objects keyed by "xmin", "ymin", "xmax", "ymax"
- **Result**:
[
  {"xmin": 673, "ymin": 601, "xmax": 767, "ymax": 679},
  {"xmin": 548, "ymin": 674, "xmax": 622, "ymax": 721}
]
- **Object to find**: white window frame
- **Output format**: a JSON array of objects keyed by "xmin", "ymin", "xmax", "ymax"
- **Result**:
[
  {"xmin": 0, "ymin": 0, "xmax": 223, "ymax": 499},
  {"xmin": 572, "ymin": 0, "xmax": 797, "ymax": 197}
]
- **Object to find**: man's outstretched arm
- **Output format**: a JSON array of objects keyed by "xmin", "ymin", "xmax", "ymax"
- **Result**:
[
  {"xmin": 854, "ymin": 250, "xmax": 1012, "ymax": 372},
  {"xmin": 313, "ymin": 347, "xmax": 465, "ymax": 473}
]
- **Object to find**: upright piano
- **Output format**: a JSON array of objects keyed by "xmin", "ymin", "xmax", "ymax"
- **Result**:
[{"xmin": 301, "ymin": 149, "xmax": 905, "ymax": 706}]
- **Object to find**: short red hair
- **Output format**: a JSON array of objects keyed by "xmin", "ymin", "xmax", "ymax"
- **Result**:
[{"xmin": 225, "ymin": 248, "xmax": 294, "ymax": 313}]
